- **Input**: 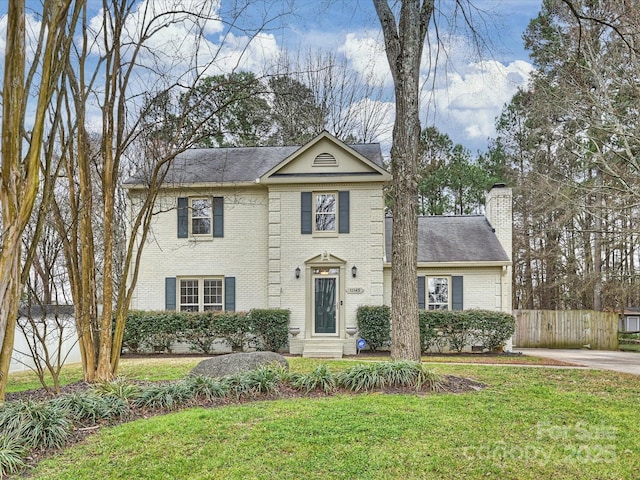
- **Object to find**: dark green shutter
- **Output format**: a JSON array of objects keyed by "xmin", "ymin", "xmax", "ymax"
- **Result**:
[
  {"xmin": 224, "ymin": 277, "xmax": 236, "ymax": 312},
  {"xmin": 452, "ymin": 276, "xmax": 463, "ymax": 310},
  {"xmin": 165, "ymin": 277, "xmax": 177, "ymax": 311},
  {"xmin": 301, "ymin": 192, "xmax": 312, "ymax": 234},
  {"xmin": 213, "ymin": 196, "xmax": 224, "ymax": 237},
  {"xmin": 177, "ymin": 198, "xmax": 188, "ymax": 238},
  {"xmin": 338, "ymin": 191, "xmax": 350, "ymax": 233},
  {"xmin": 418, "ymin": 276, "xmax": 425, "ymax": 310}
]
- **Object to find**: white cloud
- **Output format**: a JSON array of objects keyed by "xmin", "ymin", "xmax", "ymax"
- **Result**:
[
  {"xmin": 338, "ymin": 28, "xmax": 533, "ymax": 151},
  {"xmin": 427, "ymin": 59, "xmax": 533, "ymax": 146},
  {"xmin": 199, "ymin": 31, "xmax": 281, "ymax": 76},
  {"xmin": 0, "ymin": 11, "xmax": 45, "ymax": 66},
  {"xmin": 340, "ymin": 31, "xmax": 392, "ymax": 88}
]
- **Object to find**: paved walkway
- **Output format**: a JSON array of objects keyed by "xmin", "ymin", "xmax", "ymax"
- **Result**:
[{"xmin": 518, "ymin": 348, "xmax": 640, "ymax": 375}]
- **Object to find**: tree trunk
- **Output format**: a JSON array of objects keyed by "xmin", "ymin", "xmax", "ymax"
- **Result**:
[
  {"xmin": 0, "ymin": 0, "xmax": 79, "ymax": 401},
  {"xmin": 374, "ymin": 1, "xmax": 433, "ymax": 361}
]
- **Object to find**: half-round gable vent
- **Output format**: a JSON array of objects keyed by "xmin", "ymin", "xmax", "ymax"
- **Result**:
[{"xmin": 313, "ymin": 152, "xmax": 338, "ymax": 166}]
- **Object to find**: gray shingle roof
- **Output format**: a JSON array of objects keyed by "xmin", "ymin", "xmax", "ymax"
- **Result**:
[
  {"xmin": 125, "ymin": 143, "xmax": 384, "ymax": 185},
  {"xmin": 385, "ymin": 216, "xmax": 510, "ymax": 263}
]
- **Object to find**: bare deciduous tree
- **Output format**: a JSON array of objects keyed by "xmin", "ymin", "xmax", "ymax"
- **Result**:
[
  {"xmin": 0, "ymin": 0, "xmax": 81, "ymax": 402},
  {"xmin": 374, "ymin": 0, "xmax": 433, "ymax": 361}
]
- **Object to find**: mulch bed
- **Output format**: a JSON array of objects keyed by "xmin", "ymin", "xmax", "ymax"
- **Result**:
[{"xmin": 6, "ymin": 373, "xmax": 486, "ymax": 475}]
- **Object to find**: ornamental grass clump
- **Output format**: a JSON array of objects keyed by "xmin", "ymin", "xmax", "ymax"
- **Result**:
[
  {"xmin": 51, "ymin": 392, "xmax": 129, "ymax": 425},
  {"xmin": 0, "ymin": 400, "xmax": 71, "ymax": 450},
  {"xmin": 0, "ymin": 433, "xmax": 26, "ymax": 479},
  {"xmin": 131, "ymin": 382, "xmax": 194, "ymax": 410},
  {"xmin": 182, "ymin": 375, "xmax": 230, "ymax": 401},
  {"xmin": 337, "ymin": 361, "xmax": 440, "ymax": 392},
  {"xmin": 225, "ymin": 363, "xmax": 289, "ymax": 398},
  {"xmin": 93, "ymin": 377, "xmax": 143, "ymax": 401},
  {"xmin": 290, "ymin": 364, "xmax": 337, "ymax": 394}
]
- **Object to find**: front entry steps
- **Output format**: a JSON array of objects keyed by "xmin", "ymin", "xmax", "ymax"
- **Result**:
[{"xmin": 302, "ymin": 339, "xmax": 344, "ymax": 358}]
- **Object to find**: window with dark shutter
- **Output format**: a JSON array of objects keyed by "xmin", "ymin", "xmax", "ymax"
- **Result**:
[
  {"xmin": 418, "ymin": 276, "xmax": 425, "ymax": 309},
  {"xmin": 165, "ymin": 277, "xmax": 177, "ymax": 310},
  {"xmin": 452, "ymin": 276, "xmax": 463, "ymax": 310},
  {"xmin": 224, "ymin": 277, "xmax": 236, "ymax": 312},
  {"xmin": 213, "ymin": 197, "xmax": 224, "ymax": 237},
  {"xmin": 338, "ymin": 191, "xmax": 349, "ymax": 233},
  {"xmin": 301, "ymin": 192, "xmax": 312, "ymax": 234},
  {"xmin": 177, "ymin": 198, "xmax": 188, "ymax": 238}
]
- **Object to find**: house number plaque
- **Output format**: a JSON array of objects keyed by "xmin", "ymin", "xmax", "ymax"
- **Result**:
[{"xmin": 346, "ymin": 287, "xmax": 364, "ymax": 294}]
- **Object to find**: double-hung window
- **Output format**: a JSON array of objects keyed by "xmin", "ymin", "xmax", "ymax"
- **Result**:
[
  {"xmin": 179, "ymin": 278, "xmax": 223, "ymax": 312},
  {"xmin": 314, "ymin": 192, "xmax": 336, "ymax": 233},
  {"xmin": 191, "ymin": 198, "xmax": 212, "ymax": 235},
  {"xmin": 428, "ymin": 277, "xmax": 450, "ymax": 310}
]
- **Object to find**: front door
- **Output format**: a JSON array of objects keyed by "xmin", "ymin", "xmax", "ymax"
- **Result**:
[{"xmin": 313, "ymin": 270, "xmax": 339, "ymax": 335}]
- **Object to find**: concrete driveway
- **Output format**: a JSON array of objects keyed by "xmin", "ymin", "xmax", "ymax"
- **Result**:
[{"xmin": 518, "ymin": 348, "xmax": 640, "ymax": 375}]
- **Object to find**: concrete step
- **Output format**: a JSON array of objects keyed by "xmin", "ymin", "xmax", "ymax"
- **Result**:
[{"xmin": 302, "ymin": 339, "xmax": 344, "ymax": 358}]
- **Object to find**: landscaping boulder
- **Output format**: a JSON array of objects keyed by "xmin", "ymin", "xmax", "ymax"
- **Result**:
[{"xmin": 190, "ymin": 351, "xmax": 289, "ymax": 378}]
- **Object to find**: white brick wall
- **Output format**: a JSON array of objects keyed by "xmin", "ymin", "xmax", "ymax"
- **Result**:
[
  {"xmin": 485, "ymin": 185, "xmax": 513, "ymax": 262},
  {"xmin": 270, "ymin": 183, "xmax": 386, "ymax": 338},
  {"xmin": 383, "ymin": 266, "xmax": 511, "ymax": 313},
  {"xmin": 129, "ymin": 182, "xmax": 387, "ymax": 323},
  {"xmin": 129, "ymin": 187, "xmax": 269, "ymax": 311}
]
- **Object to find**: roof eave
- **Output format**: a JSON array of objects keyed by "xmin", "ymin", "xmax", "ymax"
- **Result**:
[
  {"xmin": 261, "ymin": 173, "xmax": 392, "ymax": 185},
  {"xmin": 124, "ymin": 180, "xmax": 263, "ymax": 191},
  {"xmin": 383, "ymin": 260, "xmax": 512, "ymax": 268}
]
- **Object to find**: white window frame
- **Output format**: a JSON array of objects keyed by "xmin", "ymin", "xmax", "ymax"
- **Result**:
[
  {"xmin": 190, "ymin": 197, "xmax": 212, "ymax": 236},
  {"xmin": 427, "ymin": 276, "xmax": 450, "ymax": 310},
  {"xmin": 626, "ymin": 316, "xmax": 640, "ymax": 332},
  {"xmin": 179, "ymin": 277, "xmax": 224, "ymax": 312},
  {"xmin": 313, "ymin": 191, "xmax": 337, "ymax": 234}
]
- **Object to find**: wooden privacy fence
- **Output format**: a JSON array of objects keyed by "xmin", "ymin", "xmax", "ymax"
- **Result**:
[{"xmin": 513, "ymin": 310, "xmax": 618, "ymax": 350}]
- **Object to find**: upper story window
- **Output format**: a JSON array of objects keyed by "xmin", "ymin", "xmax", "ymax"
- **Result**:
[
  {"xmin": 428, "ymin": 277, "xmax": 450, "ymax": 310},
  {"xmin": 314, "ymin": 192, "xmax": 336, "ymax": 233},
  {"xmin": 191, "ymin": 198, "xmax": 212, "ymax": 235},
  {"xmin": 177, "ymin": 196, "xmax": 223, "ymax": 239},
  {"xmin": 301, "ymin": 191, "xmax": 348, "ymax": 235}
]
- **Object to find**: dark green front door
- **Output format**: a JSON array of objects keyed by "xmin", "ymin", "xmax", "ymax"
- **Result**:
[{"xmin": 314, "ymin": 276, "xmax": 337, "ymax": 334}]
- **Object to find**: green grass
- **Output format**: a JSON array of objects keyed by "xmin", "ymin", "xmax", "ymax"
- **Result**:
[
  {"xmin": 8, "ymin": 354, "xmax": 560, "ymax": 394},
  {"xmin": 6, "ymin": 357, "xmax": 210, "ymax": 393},
  {"xmin": 23, "ymin": 360, "xmax": 640, "ymax": 480},
  {"xmin": 619, "ymin": 343, "xmax": 640, "ymax": 353}
]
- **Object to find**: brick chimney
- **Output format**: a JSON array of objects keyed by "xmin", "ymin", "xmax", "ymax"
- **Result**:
[{"xmin": 485, "ymin": 183, "xmax": 512, "ymax": 262}]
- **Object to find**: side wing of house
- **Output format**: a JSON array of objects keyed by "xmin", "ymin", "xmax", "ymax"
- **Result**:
[{"xmin": 383, "ymin": 185, "xmax": 513, "ymax": 317}]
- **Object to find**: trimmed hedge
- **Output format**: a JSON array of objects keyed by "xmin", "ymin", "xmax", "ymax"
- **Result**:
[
  {"xmin": 356, "ymin": 307, "xmax": 514, "ymax": 353},
  {"xmin": 249, "ymin": 309, "xmax": 290, "ymax": 352},
  {"xmin": 419, "ymin": 309, "xmax": 515, "ymax": 353},
  {"xmin": 122, "ymin": 309, "xmax": 290, "ymax": 354},
  {"xmin": 356, "ymin": 305, "xmax": 391, "ymax": 351}
]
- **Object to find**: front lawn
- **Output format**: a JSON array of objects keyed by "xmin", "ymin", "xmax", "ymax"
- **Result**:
[
  {"xmin": 20, "ymin": 359, "xmax": 640, "ymax": 480},
  {"xmin": 6, "ymin": 352, "xmax": 573, "ymax": 394}
]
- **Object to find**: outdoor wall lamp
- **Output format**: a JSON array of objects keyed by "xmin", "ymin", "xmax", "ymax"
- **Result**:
[
  {"xmin": 352, "ymin": 265, "xmax": 357, "ymax": 278},
  {"xmin": 295, "ymin": 266, "xmax": 301, "ymax": 279}
]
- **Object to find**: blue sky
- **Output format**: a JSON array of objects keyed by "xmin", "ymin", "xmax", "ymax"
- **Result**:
[{"xmin": 6, "ymin": 0, "xmax": 544, "ymax": 153}]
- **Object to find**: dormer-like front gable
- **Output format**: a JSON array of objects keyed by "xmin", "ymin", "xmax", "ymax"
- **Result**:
[{"xmin": 260, "ymin": 131, "xmax": 391, "ymax": 185}]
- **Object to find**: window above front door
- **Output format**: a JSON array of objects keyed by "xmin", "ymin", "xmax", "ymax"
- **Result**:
[{"xmin": 314, "ymin": 192, "xmax": 337, "ymax": 234}]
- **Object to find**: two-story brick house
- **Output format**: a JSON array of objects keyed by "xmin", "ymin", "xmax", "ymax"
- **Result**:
[{"xmin": 125, "ymin": 131, "xmax": 512, "ymax": 357}]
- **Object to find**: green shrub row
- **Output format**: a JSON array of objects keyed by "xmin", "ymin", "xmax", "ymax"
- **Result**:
[
  {"xmin": 121, "ymin": 309, "xmax": 290, "ymax": 354},
  {"xmin": 356, "ymin": 306, "xmax": 515, "ymax": 353}
]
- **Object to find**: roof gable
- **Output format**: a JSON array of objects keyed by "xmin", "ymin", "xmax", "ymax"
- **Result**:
[
  {"xmin": 124, "ymin": 131, "xmax": 389, "ymax": 187},
  {"xmin": 385, "ymin": 216, "xmax": 510, "ymax": 264},
  {"xmin": 260, "ymin": 131, "xmax": 391, "ymax": 184}
]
